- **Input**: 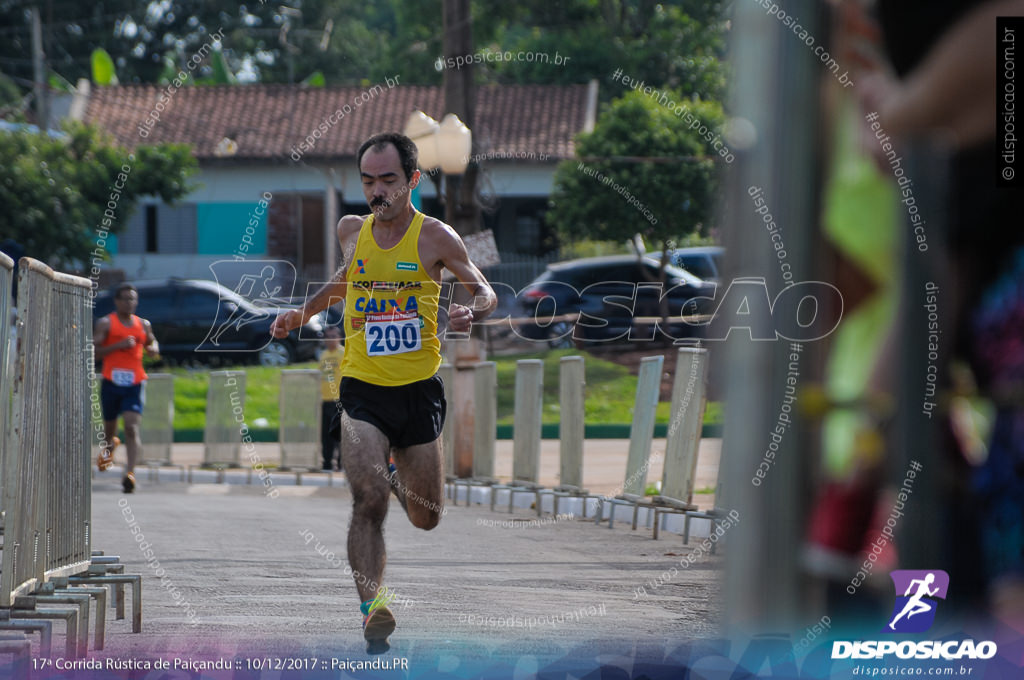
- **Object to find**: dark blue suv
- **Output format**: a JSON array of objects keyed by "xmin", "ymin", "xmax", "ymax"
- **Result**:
[{"xmin": 515, "ymin": 256, "xmax": 717, "ymax": 347}]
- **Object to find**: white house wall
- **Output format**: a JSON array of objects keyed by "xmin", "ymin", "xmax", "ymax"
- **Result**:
[
  {"xmin": 187, "ymin": 162, "xmax": 556, "ymax": 203},
  {"xmin": 108, "ymin": 161, "xmax": 557, "ymax": 281}
]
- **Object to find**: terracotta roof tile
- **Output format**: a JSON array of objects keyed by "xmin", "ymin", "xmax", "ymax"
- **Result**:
[{"xmin": 84, "ymin": 83, "xmax": 592, "ymax": 162}]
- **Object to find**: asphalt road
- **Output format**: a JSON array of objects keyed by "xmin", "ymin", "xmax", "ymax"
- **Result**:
[{"xmin": 82, "ymin": 478, "xmax": 725, "ymax": 674}]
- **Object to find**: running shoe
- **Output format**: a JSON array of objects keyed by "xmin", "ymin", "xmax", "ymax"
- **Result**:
[
  {"xmin": 97, "ymin": 436, "xmax": 121, "ymax": 471},
  {"xmin": 122, "ymin": 471, "xmax": 136, "ymax": 494},
  {"xmin": 362, "ymin": 587, "xmax": 397, "ymax": 654}
]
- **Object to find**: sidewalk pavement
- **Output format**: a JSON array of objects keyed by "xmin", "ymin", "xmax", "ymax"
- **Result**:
[
  {"xmin": 78, "ymin": 439, "xmax": 728, "ymax": 669},
  {"xmin": 58, "ymin": 440, "xmax": 729, "ymax": 675}
]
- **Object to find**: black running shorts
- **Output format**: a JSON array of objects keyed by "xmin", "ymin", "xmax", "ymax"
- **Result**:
[{"xmin": 333, "ymin": 373, "xmax": 447, "ymax": 449}]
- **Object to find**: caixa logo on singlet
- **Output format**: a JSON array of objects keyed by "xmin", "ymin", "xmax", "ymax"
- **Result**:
[{"xmin": 831, "ymin": 570, "xmax": 997, "ymax": 661}]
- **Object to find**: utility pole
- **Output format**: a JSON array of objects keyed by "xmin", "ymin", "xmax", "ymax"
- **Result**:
[
  {"xmin": 441, "ymin": 0, "xmax": 480, "ymax": 236},
  {"xmin": 31, "ymin": 5, "xmax": 49, "ymax": 129},
  {"xmin": 442, "ymin": 0, "xmax": 486, "ymax": 479}
]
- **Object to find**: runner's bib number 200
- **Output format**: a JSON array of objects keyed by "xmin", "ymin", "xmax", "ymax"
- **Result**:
[{"xmin": 365, "ymin": 311, "xmax": 422, "ymax": 356}]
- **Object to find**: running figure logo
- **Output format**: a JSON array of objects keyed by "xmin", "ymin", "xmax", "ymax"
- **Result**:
[
  {"xmin": 201, "ymin": 260, "xmax": 296, "ymax": 351},
  {"xmin": 208, "ymin": 265, "xmax": 281, "ymax": 345},
  {"xmin": 884, "ymin": 570, "xmax": 949, "ymax": 633}
]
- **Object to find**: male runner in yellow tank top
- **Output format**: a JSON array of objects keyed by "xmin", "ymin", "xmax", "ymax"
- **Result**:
[{"xmin": 271, "ymin": 132, "xmax": 497, "ymax": 654}]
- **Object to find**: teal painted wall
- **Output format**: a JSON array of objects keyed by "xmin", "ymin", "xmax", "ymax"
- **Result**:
[{"xmin": 197, "ymin": 203, "xmax": 268, "ymax": 255}]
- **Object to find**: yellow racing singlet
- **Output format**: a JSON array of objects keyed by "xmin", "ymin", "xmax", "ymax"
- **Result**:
[{"xmin": 341, "ymin": 211, "xmax": 442, "ymax": 386}]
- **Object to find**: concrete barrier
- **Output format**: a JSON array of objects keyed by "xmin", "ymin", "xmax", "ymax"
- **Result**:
[
  {"xmin": 140, "ymin": 374, "xmax": 184, "ymax": 481},
  {"xmin": 279, "ymin": 369, "xmax": 322, "ymax": 474},
  {"xmin": 201, "ymin": 370, "xmax": 245, "ymax": 471}
]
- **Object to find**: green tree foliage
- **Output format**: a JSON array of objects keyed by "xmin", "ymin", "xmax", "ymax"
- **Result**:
[
  {"xmin": 0, "ymin": 0, "xmax": 725, "ymax": 90},
  {"xmin": 0, "ymin": 71, "xmax": 22, "ymax": 111},
  {"xmin": 0, "ymin": 121, "xmax": 197, "ymax": 268},
  {"xmin": 0, "ymin": 0, "xmax": 409, "ymax": 86},
  {"xmin": 548, "ymin": 90, "xmax": 723, "ymax": 263},
  {"xmin": 90, "ymin": 47, "xmax": 119, "ymax": 85},
  {"xmin": 1, "ymin": 1, "xmax": 156, "ymax": 85},
  {"xmin": 479, "ymin": 0, "xmax": 728, "ymax": 100}
]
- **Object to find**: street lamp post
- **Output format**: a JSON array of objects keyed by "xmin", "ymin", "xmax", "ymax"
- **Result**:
[{"xmin": 404, "ymin": 111, "xmax": 473, "ymax": 225}]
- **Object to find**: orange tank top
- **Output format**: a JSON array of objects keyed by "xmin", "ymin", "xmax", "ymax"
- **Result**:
[{"xmin": 101, "ymin": 313, "xmax": 148, "ymax": 385}]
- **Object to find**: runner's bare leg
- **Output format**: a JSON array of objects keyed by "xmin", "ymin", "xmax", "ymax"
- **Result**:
[
  {"xmin": 392, "ymin": 438, "xmax": 444, "ymax": 529},
  {"xmin": 342, "ymin": 412, "xmax": 392, "ymax": 602},
  {"xmin": 103, "ymin": 419, "xmax": 118, "ymax": 453},
  {"xmin": 122, "ymin": 411, "xmax": 142, "ymax": 474}
]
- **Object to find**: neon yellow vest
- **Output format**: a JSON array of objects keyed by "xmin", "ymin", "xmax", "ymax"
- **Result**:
[{"xmin": 340, "ymin": 211, "xmax": 441, "ymax": 386}]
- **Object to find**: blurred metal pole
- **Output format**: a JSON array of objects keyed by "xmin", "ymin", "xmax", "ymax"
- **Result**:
[
  {"xmin": 721, "ymin": 0, "xmax": 825, "ymax": 631},
  {"xmin": 894, "ymin": 143, "xmax": 949, "ymax": 568}
]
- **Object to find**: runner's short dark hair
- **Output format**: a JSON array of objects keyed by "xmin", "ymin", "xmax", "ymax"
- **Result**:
[
  {"xmin": 114, "ymin": 282, "xmax": 137, "ymax": 300},
  {"xmin": 357, "ymin": 133, "xmax": 419, "ymax": 182}
]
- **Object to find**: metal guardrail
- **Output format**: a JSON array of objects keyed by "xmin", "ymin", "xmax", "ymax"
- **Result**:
[
  {"xmin": 2, "ymin": 258, "xmax": 93, "ymax": 606},
  {"xmin": 0, "ymin": 252, "xmax": 13, "ymax": 509},
  {"xmin": 279, "ymin": 369, "xmax": 321, "ymax": 471}
]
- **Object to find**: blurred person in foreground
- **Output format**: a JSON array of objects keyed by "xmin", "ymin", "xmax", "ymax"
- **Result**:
[{"xmin": 838, "ymin": 0, "xmax": 1024, "ymax": 629}]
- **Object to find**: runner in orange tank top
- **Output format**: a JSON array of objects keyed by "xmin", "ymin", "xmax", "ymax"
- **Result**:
[
  {"xmin": 271, "ymin": 132, "xmax": 497, "ymax": 654},
  {"xmin": 93, "ymin": 282, "xmax": 160, "ymax": 493}
]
